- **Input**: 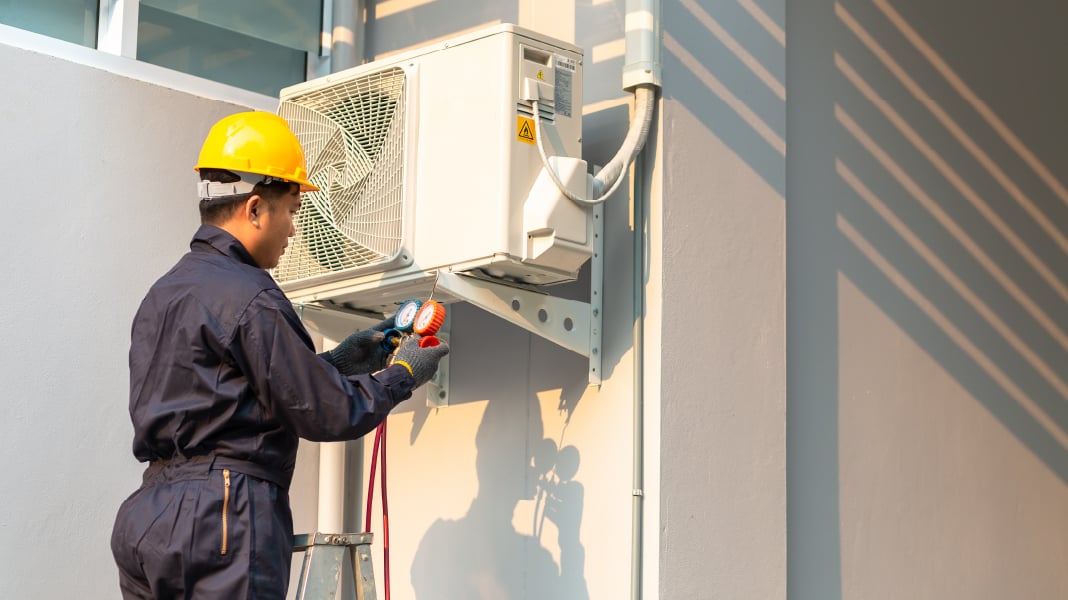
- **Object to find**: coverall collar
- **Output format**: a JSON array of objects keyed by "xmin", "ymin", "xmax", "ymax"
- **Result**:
[{"xmin": 192, "ymin": 224, "xmax": 260, "ymax": 269}]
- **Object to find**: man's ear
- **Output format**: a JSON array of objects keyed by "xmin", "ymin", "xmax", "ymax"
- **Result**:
[{"xmin": 245, "ymin": 194, "xmax": 264, "ymax": 228}]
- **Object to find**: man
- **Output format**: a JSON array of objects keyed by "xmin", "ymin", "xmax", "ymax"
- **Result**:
[{"xmin": 111, "ymin": 111, "xmax": 448, "ymax": 599}]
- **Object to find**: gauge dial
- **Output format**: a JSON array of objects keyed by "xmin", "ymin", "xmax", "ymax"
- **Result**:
[
  {"xmin": 413, "ymin": 300, "xmax": 446, "ymax": 336},
  {"xmin": 394, "ymin": 299, "xmax": 422, "ymax": 332}
]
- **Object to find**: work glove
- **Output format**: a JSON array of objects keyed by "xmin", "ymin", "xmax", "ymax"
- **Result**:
[
  {"xmin": 322, "ymin": 316, "xmax": 396, "ymax": 375},
  {"xmin": 392, "ymin": 335, "xmax": 450, "ymax": 388}
]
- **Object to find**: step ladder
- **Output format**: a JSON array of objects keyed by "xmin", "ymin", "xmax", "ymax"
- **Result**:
[{"xmin": 293, "ymin": 532, "xmax": 378, "ymax": 600}]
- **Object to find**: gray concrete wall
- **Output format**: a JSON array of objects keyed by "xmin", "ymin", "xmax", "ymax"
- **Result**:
[
  {"xmin": 788, "ymin": 1, "xmax": 1068, "ymax": 598},
  {"xmin": 658, "ymin": 0, "xmax": 788, "ymax": 598},
  {"xmin": 0, "ymin": 34, "xmax": 322, "ymax": 598}
]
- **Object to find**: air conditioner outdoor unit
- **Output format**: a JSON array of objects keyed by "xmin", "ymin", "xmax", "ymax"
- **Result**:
[{"xmin": 274, "ymin": 24, "xmax": 588, "ymax": 316}]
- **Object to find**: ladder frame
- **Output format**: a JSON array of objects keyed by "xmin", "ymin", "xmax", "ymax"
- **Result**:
[{"xmin": 293, "ymin": 532, "xmax": 378, "ymax": 600}]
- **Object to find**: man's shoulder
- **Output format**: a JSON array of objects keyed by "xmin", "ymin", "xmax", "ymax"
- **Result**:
[{"xmin": 148, "ymin": 251, "xmax": 283, "ymax": 314}]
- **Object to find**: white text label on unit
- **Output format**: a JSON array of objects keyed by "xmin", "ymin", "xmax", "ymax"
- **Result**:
[{"xmin": 554, "ymin": 56, "xmax": 576, "ymax": 118}]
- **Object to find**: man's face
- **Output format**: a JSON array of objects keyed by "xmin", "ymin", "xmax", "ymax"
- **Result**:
[{"xmin": 252, "ymin": 188, "xmax": 301, "ymax": 270}]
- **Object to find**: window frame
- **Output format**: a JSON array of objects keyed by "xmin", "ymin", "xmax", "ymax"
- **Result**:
[
  {"xmin": 1, "ymin": 0, "xmax": 336, "ymax": 105},
  {"xmin": 96, "ymin": 0, "xmax": 333, "ymax": 95}
]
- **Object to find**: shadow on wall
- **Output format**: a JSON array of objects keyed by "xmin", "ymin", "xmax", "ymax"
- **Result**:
[
  {"xmin": 409, "ymin": 389, "xmax": 589, "ymax": 599},
  {"xmin": 664, "ymin": 0, "xmax": 787, "ymax": 197},
  {"xmin": 392, "ymin": 301, "xmax": 595, "ymax": 441},
  {"xmin": 791, "ymin": 0, "xmax": 1067, "ymax": 598},
  {"xmin": 835, "ymin": 0, "xmax": 1068, "ymax": 480}
]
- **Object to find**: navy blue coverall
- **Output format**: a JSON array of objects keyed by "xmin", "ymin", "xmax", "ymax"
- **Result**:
[{"xmin": 111, "ymin": 225, "xmax": 415, "ymax": 599}]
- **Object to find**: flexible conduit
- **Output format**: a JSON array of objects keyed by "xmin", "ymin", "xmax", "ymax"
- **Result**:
[{"xmin": 532, "ymin": 85, "xmax": 656, "ymax": 206}]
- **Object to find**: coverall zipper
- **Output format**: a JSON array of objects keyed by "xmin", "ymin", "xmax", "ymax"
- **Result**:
[{"xmin": 221, "ymin": 469, "xmax": 231, "ymax": 555}]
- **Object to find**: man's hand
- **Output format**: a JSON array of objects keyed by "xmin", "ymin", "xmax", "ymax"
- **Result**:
[
  {"xmin": 392, "ymin": 335, "xmax": 450, "ymax": 388},
  {"xmin": 323, "ymin": 316, "xmax": 395, "ymax": 375}
]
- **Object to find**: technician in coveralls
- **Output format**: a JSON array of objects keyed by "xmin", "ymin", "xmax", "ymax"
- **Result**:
[{"xmin": 110, "ymin": 111, "xmax": 449, "ymax": 599}]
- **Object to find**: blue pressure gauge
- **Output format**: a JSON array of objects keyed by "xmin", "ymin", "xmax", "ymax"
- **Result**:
[{"xmin": 394, "ymin": 298, "xmax": 422, "ymax": 332}]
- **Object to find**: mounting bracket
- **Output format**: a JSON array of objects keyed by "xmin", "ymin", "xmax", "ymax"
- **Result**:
[
  {"xmin": 294, "ymin": 203, "xmax": 603, "ymax": 406},
  {"xmin": 434, "ymin": 203, "xmax": 604, "ymax": 388}
]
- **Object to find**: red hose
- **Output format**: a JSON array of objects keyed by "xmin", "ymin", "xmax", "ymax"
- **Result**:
[
  {"xmin": 364, "ymin": 420, "xmax": 391, "ymax": 600},
  {"xmin": 381, "ymin": 420, "xmax": 391, "ymax": 600},
  {"xmin": 364, "ymin": 423, "xmax": 383, "ymax": 532}
]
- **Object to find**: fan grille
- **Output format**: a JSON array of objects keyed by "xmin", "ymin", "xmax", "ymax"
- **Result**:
[{"xmin": 273, "ymin": 67, "xmax": 407, "ymax": 284}]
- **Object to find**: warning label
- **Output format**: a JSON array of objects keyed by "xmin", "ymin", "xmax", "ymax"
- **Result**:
[{"xmin": 517, "ymin": 116, "xmax": 536, "ymax": 145}]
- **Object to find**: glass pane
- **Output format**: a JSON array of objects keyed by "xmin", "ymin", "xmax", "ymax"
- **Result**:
[
  {"xmin": 138, "ymin": 4, "xmax": 307, "ymax": 97},
  {"xmin": 140, "ymin": 0, "xmax": 321, "ymax": 53},
  {"xmin": 0, "ymin": 0, "xmax": 98, "ymax": 48}
]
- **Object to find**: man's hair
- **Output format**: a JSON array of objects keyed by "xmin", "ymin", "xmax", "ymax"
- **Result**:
[{"xmin": 198, "ymin": 169, "xmax": 299, "ymax": 224}]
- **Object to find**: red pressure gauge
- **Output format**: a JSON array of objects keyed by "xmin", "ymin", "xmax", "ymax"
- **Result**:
[{"xmin": 413, "ymin": 300, "xmax": 446, "ymax": 336}]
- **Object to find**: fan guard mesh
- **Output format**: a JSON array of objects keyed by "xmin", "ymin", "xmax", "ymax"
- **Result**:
[{"xmin": 273, "ymin": 66, "xmax": 407, "ymax": 284}]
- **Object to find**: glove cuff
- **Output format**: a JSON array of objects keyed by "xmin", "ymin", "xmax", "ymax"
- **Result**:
[
  {"xmin": 392, "ymin": 360, "xmax": 414, "ymax": 377},
  {"xmin": 319, "ymin": 351, "xmax": 337, "ymax": 367}
]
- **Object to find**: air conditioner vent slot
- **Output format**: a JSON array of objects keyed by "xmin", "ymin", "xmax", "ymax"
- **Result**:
[{"xmin": 517, "ymin": 100, "xmax": 555, "ymax": 123}]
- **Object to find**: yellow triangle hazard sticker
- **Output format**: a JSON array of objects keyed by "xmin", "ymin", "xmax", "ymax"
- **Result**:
[{"xmin": 517, "ymin": 116, "xmax": 536, "ymax": 145}]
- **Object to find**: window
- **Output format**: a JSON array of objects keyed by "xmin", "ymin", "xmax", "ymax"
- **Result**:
[
  {"xmin": 136, "ymin": 0, "xmax": 323, "ymax": 96},
  {"xmin": 1, "ymin": 0, "xmax": 325, "ymax": 97},
  {"xmin": 0, "ymin": 0, "xmax": 99, "ymax": 48}
]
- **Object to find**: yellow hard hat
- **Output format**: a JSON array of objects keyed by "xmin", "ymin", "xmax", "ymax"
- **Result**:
[{"xmin": 194, "ymin": 111, "xmax": 320, "ymax": 192}]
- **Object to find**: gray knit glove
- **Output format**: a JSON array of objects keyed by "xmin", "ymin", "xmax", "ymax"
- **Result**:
[
  {"xmin": 392, "ymin": 335, "xmax": 450, "ymax": 388},
  {"xmin": 322, "ymin": 316, "xmax": 395, "ymax": 375}
]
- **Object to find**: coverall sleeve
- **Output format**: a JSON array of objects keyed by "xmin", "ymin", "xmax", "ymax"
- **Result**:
[{"xmin": 235, "ymin": 289, "xmax": 415, "ymax": 442}]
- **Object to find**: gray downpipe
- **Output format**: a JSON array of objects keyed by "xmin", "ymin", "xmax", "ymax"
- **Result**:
[
  {"xmin": 316, "ymin": 0, "xmax": 364, "ymax": 558},
  {"xmin": 330, "ymin": 0, "xmax": 363, "ymax": 70},
  {"xmin": 623, "ymin": 1, "xmax": 659, "ymax": 599},
  {"xmin": 631, "ymin": 141, "xmax": 648, "ymax": 600}
]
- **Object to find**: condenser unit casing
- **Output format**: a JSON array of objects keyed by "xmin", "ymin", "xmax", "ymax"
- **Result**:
[{"xmin": 274, "ymin": 24, "xmax": 587, "ymax": 315}]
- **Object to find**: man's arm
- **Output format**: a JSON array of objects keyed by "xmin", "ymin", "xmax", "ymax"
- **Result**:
[{"xmin": 235, "ymin": 290, "xmax": 415, "ymax": 442}]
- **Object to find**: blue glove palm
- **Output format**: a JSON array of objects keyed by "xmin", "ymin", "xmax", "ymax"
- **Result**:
[{"xmin": 323, "ymin": 316, "xmax": 395, "ymax": 375}]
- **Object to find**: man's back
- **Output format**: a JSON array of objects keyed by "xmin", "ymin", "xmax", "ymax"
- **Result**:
[{"xmin": 128, "ymin": 224, "xmax": 305, "ymax": 483}]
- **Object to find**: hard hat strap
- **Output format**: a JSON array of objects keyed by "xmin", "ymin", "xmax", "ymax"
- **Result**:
[
  {"xmin": 198, "ymin": 179, "xmax": 255, "ymax": 199},
  {"xmin": 198, "ymin": 171, "xmax": 287, "ymax": 200}
]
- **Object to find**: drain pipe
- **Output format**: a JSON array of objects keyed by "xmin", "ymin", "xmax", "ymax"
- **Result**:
[
  {"xmin": 631, "ymin": 151, "xmax": 648, "ymax": 600},
  {"xmin": 317, "ymin": 0, "xmax": 364, "ymax": 540},
  {"xmin": 624, "ymin": 1, "xmax": 660, "ymax": 599}
]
